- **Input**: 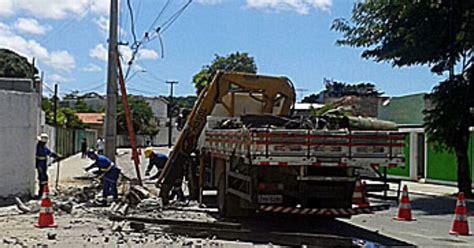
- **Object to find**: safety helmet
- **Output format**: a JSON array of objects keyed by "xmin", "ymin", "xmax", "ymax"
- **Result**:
[
  {"xmin": 144, "ymin": 147, "xmax": 154, "ymax": 158},
  {"xmin": 37, "ymin": 133, "xmax": 49, "ymax": 142},
  {"xmin": 87, "ymin": 149, "xmax": 97, "ymax": 159}
]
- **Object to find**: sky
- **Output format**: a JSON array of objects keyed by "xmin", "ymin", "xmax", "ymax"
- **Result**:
[{"xmin": 0, "ymin": 0, "xmax": 446, "ymax": 100}]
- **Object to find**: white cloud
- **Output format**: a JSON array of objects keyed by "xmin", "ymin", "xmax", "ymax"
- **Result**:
[
  {"xmin": 132, "ymin": 64, "xmax": 146, "ymax": 72},
  {"xmin": 245, "ymin": 0, "xmax": 332, "ymax": 15},
  {"xmin": 48, "ymin": 51, "xmax": 76, "ymax": 72},
  {"xmin": 48, "ymin": 74, "xmax": 72, "ymax": 83},
  {"xmin": 119, "ymin": 46, "xmax": 133, "ymax": 63},
  {"xmin": 0, "ymin": 0, "xmax": 109, "ymax": 19},
  {"xmin": 138, "ymin": 49, "xmax": 159, "ymax": 60},
  {"xmin": 94, "ymin": 16, "xmax": 109, "ymax": 35},
  {"xmin": 89, "ymin": 43, "xmax": 108, "ymax": 61},
  {"xmin": 89, "ymin": 44, "xmax": 156, "ymax": 63},
  {"xmin": 94, "ymin": 16, "xmax": 126, "ymax": 36},
  {"xmin": 0, "ymin": 22, "xmax": 75, "ymax": 71},
  {"xmin": 14, "ymin": 18, "xmax": 51, "ymax": 35},
  {"xmin": 82, "ymin": 64, "xmax": 102, "ymax": 72},
  {"xmin": 90, "ymin": 0, "xmax": 110, "ymax": 16}
]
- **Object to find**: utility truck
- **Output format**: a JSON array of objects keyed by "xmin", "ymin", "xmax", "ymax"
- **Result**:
[{"xmin": 157, "ymin": 71, "xmax": 406, "ymax": 217}]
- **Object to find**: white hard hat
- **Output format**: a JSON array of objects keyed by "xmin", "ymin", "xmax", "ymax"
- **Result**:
[{"xmin": 37, "ymin": 133, "xmax": 49, "ymax": 142}]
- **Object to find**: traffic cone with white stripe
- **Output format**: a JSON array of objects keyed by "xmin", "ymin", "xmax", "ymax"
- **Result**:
[
  {"xmin": 352, "ymin": 179, "xmax": 369, "ymax": 208},
  {"xmin": 34, "ymin": 184, "xmax": 57, "ymax": 228},
  {"xmin": 394, "ymin": 185, "xmax": 415, "ymax": 221},
  {"xmin": 450, "ymin": 192, "xmax": 471, "ymax": 235}
]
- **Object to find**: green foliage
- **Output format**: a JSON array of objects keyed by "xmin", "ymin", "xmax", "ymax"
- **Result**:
[
  {"xmin": 165, "ymin": 95, "xmax": 197, "ymax": 117},
  {"xmin": 323, "ymin": 79, "xmax": 382, "ymax": 97},
  {"xmin": 301, "ymin": 93, "xmax": 320, "ymax": 103},
  {"xmin": 302, "ymin": 79, "xmax": 382, "ymax": 103},
  {"xmin": 424, "ymin": 70, "xmax": 474, "ymax": 152},
  {"xmin": 117, "ymin": 95, "xmax": 159, "ymax": 136},
  {"xmin": 333, "ymin": 0, "xmax": 474, "ymax": 194},
  {"xmin": 0, "ymin": 48, "xmax": 38, "ymax": 78},
  {"xmin": 42, "ymin": 96, "xmax": 86, "ymax": 129},
  {"xmin": 332, "ymin": 0, "xmax": 474, "ymax": 74},
  {"xmin": 75, "ymin": 99, "xmax": 95, "ymax": 113},
  {"xmin": 41, "ymin": 96, "xmax": 53, "ymax": 113},
  {"xmin": 192, "ymin": 52, "xmax": 257, "ymax": 94}
]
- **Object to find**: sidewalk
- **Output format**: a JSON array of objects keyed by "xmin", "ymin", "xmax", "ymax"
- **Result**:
[
  {"xmin": 389, "ymin": 180, "xmax": 458, "ymax": 197},
  {"xmin": 53, "ymin": 149, "xmax": 463, "ymax": 199}
]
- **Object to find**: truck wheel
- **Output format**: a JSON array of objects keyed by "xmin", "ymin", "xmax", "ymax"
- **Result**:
[{"xmin": 217, "ymin": 175, "xmax": 253, "ymax": 218}]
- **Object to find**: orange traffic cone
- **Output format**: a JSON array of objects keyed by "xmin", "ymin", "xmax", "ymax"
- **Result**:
[
  {"xmin": 352, "ymin": 179, "xmax": 370, "ymax": 208},
  {"xmin": 450, "ymin": 192, "xmax": 471, "ymax": 236},
  {"xmin": 394, "ymin": 185, "xmax": 415, "ymax": 221},
  {"xmin": 34, "ymin": 185, "xmax": 57, "ymax": 228}
]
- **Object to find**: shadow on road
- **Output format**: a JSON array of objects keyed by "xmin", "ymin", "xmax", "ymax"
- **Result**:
[
  {"xmin": 410, "ymin": 194, "xmax": 474, "ymax": 216},
  {"xmin": 236, "ymin": 215, "xmax": 414, "ymax": 247}
]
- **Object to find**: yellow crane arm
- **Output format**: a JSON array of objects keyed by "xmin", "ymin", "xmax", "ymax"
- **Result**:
[{"xmin": 157, "ymin": 71, "xmax": 296, "ymax": 203}]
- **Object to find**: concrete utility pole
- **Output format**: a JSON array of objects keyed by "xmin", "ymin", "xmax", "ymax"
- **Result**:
[
  {"xmin": 53, "ymin": 84, "xmax": 61, "ymax": 189},
  {"xmin": 104, "ymin": 0, "xmax": 119, "ymax": 161},
  {"xmin": 166, "ymin": 81, "xmax": 178, "ymax": 148}
]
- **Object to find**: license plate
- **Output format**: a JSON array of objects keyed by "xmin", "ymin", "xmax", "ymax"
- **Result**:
[{"xmin": 258, "ymin": 194, "xmax": 283, "ymax": 204}]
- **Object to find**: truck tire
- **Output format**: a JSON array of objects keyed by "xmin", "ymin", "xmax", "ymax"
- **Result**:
[{"xmin": 217, "ymin": 175, "xmax": 253, "ymax": 218}]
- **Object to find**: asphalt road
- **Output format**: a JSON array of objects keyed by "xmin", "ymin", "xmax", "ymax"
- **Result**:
[{"xmin": 346, "ymin": 193, "xmax": 474, "ymax": 247}]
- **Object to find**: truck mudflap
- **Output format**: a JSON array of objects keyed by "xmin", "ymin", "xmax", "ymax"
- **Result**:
[{"xmin": 258, "ymin": 203, "xmax": 389, "ymax": 216}]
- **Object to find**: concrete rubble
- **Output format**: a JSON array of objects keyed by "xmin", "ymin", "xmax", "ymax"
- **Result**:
[{"xmin": 2, "ymin": 178, "xmax": 246, "ymax": 247}]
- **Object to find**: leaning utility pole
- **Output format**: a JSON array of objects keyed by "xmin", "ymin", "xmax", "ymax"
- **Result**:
[
  {"xmin": 104, "ymin": 0, "xmax": 119, "ymax": 161},
  {"xmin": 166, "ymin": 81, "xmax": 178, "ymax": 148}
]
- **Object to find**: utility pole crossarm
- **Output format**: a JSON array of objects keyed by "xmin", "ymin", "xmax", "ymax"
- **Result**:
[{"xmin": 166, "ymin": 81, "xmax": 178, "ymax": 148}]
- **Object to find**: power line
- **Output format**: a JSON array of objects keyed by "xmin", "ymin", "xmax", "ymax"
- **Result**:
[
  {"xmin": 122, "ymin": 0, "xmax": 193, "ymax": 82},
  {"xmin": 40, "ymin": 4, "xmax": 92, "ymax": 45},
  {"xmin": 126, "ymin": 0, "xmax": 139, "ymax": 47},
  {"xmin": 161, "ymin": 0, "xmax": 192, "ymax": 33},
  {"xmin": 146, "ymin": 0, "xmax": 171, "ymax": 34}
]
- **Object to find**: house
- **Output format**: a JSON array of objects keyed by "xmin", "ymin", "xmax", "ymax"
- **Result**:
[
  {"xmin": 376, "ymin": 92, "xmax": 474, "ymax": 186},
  {"xmin": 0, "ymin": 78, "xmax": 41, "ymax": 199},
  {"xmin": 75, "ymin": 113, "xmax": 105, "ymax": 138},
  {"xmin": 143, "ymin": 96, "xmax": 168, "ymax": 125},
  {"xmin": 377, "ymin": 93, "xmax": 427, "ymax": 125},
  {"xmin": 61, "ymin": 92, "xmax": 105, "ymax": 112}
]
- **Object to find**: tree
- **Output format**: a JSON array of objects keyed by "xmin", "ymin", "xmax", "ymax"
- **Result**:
[
  {"xmin": 75, "ymin": 99, "xmax": 95, "ymax": 113},
  {"xmin": 424, "ymin": 70, "xmax": 474, "ymax": 194},
  {"xmin": 0, "ymin": 48, "xmax": 38, "ymax": 78},
  {"xmin": 302, "ymin": 79, "xmax": 383, "ymax": 103},
  {"xmin": 116, "ymin": 95, "xmax": 159, "ymax": 136},
  {"xmin": 333, "ymin": 0, "xmax": 474, "ymax": 195},
  {"xmin": 301, "ymin": 93, "xmax": 320, "ymax": 103},
  {"xmin": 41, "ymin": 96, "xmax": 86, "ymax": 129},
  {"xmin": 192, "ymin": 52, "xmax": 257, "ymax": 93}
]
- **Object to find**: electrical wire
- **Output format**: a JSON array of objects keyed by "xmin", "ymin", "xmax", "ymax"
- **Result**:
[
  {"xmin": 146, "ymin": 0, "xmax": 171, "ymax": 35},
  {"xmin": 127, "ymin": 0, "xmax": 139, "ymax": 47},
  {"xmin": 144, "ymin": 0, "xmax": 193, "ymax": 44},
  {"xmin": 40, "ymin": 4, "xmax": 92, "ymax": 45},
  {"xmin": 122, "ymin": 0, "xmax": 193, "ymax": 82},
  {"xmin": 161, "ymin": 0, "xmax": 193, "ymax": 34}
]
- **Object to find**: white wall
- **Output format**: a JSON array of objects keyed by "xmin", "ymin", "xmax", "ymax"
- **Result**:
[
  {"xmin": 0, "ymin": 90, "xmax": 39, "ymax": 198},
  {"xmin": 144, "ymin": 97, "xmax": 168, "ymax": 119}
]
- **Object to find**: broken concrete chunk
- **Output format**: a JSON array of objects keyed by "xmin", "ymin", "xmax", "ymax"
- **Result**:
[
  {"xmin": 47, "ymin": 233, "xmax": 57, "ymax": 240},
  {"xmin": 14, "ymin": 197, "xmax": 31, "ymax": 214},
  {"xmin": 58, "ymin": 201, "xmax": 74, "ymax": 214},
  {"xmin": 137, "ymin": 197, "xmax": 163, "ymax": 212}
]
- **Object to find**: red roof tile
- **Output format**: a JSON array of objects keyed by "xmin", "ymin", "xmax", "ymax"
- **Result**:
[{"xmin": 76, "ymin": 113, "xmax": 105, "ymax": 125}]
